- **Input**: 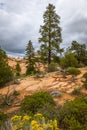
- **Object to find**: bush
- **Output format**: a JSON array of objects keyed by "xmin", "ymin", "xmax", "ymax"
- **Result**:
[
  {"xmin": 58, "ymin": 96, "xmax": 87, "ymax": 130},
  {"xmin": 26, "ymin": 64, "xmax": 36, "ymax": 75},
  {"xmin": 83, "ymin": 72, "xmax": 87, "ymax": 81},
  {"xmin": 71, "ymin": 87, "xmax": 82, "ymax": 96},
  {"xmin": 47, "ymin": 62, "xmax": 58, "ymax": 72},
  {"xmin": 60, "ymin": 53, "xmax": 78, "ymax": 68},
  {"xmin": 68, "ymin": 67, "xmax": 81, "ymax": 82},
  {"xmin": 13, "ymin": 90, "xmax": 20, "ymax": 96},
  {"xmin": 82, "ymin": 73, "xmax": 87, "ymax": 89},
  {"xmin": 21, "ymin": 92, "xmax": 55, "ymax": 114},
  {"xmin": 65, "ymin": 117, "xmax": 84, "ymax": 130},
  {"xmin": 68, "ymin": 67, "xmax": 81, "ymax": 76},
  {"xmin": 0, "ymin": 89, "xmax": 20, "ymax": 107},
  {"xmin": 38, "ymin": 103, "xmax": 59, "ymax": 120},
  {"xmin": 0, "ymin": 111, "xmax": 8, "ymax": 126},
  {"xmin": 11, "ymin": 113, "xmax": 60, "ymax": 130},
  {"xmin": 83, "ymin": 81, "xmax": 87, "ymax": 89}
]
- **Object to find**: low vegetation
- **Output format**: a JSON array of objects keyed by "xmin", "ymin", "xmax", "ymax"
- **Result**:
[
  {"xmin": 0, "ymin": 111, "xmax": 8, "ymax": 127},
  {"xmin": 71, "ymin": 87, "xmax": 82, "ymax": 96},
  {"xmin": 68, "ymin": 67, "xmax": 81, "ymax": 82},
  {"xmin": 82, "ymin": 73, "xmax": 87, "ymax": 89},
  {"xmin": 58, "ymin": 96, "xmax": 87, "ymax": 130},
  {"xmin": 60, "ymin": 53, "xmax": 78, "ymax": 68},
  {"xmin": 21, "ymin": 92, "xmax": 55, "ymax": 115},
  {"xmin": 47, "ymin": 62, "xmax": 58, "ymax": 72},
  {"xmin": 0, "ymin": 93, "xmax": 87, "ymax": 130}
]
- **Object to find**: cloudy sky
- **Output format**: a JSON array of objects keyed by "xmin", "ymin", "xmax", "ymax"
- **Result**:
[{"xmin": 0, "ymin": 0, "xmax": 87, "ymax": 57}]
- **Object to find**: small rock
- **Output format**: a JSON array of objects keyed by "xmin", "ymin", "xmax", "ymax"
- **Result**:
[
  {"xmin": 81, "ymin": 78, "xmax": 86, "ymax": 82},
  {"xmin": 14, "ymin": 79, "xmax": 20, "ymax": 85},
  {"xmin": 50, "ymin": 90, "xmax": 62, "ymax": 98}
]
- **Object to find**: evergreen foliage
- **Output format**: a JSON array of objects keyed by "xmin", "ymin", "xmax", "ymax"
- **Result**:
[
  {"xmin": 83, "ymin": 72, "xmax": 87, "ymax": 89},
  {"xmin": 70, "ymin": 41, "xmax": 87, "ymax": 65},
  {"xmin": 58, "ymin": 96, "xmax": 87, "ymax": 130},
  {"xmin": 39, "ymin": 3, "xmax": 62, "ymax": 64},
  {"xmin": 0, "ymin": 48, "xmax": 13, "ymax": 87},
  {"xmin": 21, "ymin": 91, "xmax": 55, "ymax": 114},
  {"xmin": 26, "ymin": 40, "xmax": 35, "ymax": 75},
  {"xmin": 60, "ymin": 53, "xmax": 78, "ymax": 68},
  {"xmin": 15, "ymin": 62, "xmax": 21, "ymax": 76},
  {"xmin": 68, "ymin": 67, "xmax": 81, "ymax": 76},
  {"xmin": 0, "ymin": 111, "xmax": 8, "ymax": 126},
  {"xmin": 47, "ymin": 62, "xmax": 58, "ymax": 72}
]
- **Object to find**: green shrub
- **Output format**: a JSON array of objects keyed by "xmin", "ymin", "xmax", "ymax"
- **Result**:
[
  {"xmin": 58, "ymin": 96, "xmax": 87, "ymax": 130},
  {"xmin": 38, "ymin": 103, "xmax": 59, "ymax": 120},
  {"xmin": 26, "ymin": 64, "xmax": 36, "ymax": 75},
  {"xmin": 68, "ymin": 67, "xmax": 81, "ymax": 76},
  {"xmin": 13, "ymin": 90, "xmax": 20, "ymax": 96},
  {"xmin": 47, "ymin": 62, "xmax": 58, "ymax": 72},
  {"xmin": 60, "ymin": 53, "xmax": 78, "ymax": 68},
  {"xmin": 21, "ymin": 92, "xmax": 55, "ymax": 114},
  {"xmin": 83, "ymin": 72, "xmax": 87, "ymax": 81},
  {"xmin": 82, "ymin": 73, "xmax": 87, "ymax": 89},
  {"xmin": 65, "ymin": 117, "xmax": 84, "ymax": 130},
  {"xmin": 0, "ymin": 111, "xmax": 8, "ymax": 126},
  {"xmin": 0, "ymin": 90, "xmax": 20, "ymax": 107},
  {"xmin": 68, "ymin": 67, "xmax": 81, "ymax": 82},
  {"xmin": 71, "ymin": 87, "xmax": 82, "ymax": 96},
  {"xmin": 83, "ymin": 81, "xmax": 87, "ymax": 89}
]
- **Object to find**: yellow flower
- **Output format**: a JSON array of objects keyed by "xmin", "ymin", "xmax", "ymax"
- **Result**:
[
  {"xmin": 34, "ymin": 113, "xmax": 43, "ymax": 118},
  {"xmin": 11, "ymin": 113, "xmax": 60, "ymax": 130},
  {"xmin": 43, "ymin": 123, "xmax": 47, "ymax": 129},
  {"xmin": 22, "ymin": 115, "xmax": 31, "ymax": 121},
  {"xmin": 38, "ymin": 127, "xmax": 43, "ymax": 130},
  {"xmin": 11, "ymin": 115, "xmax": 21, "ymax": 122},
  {"xmin": 12, "ymin": 125, "xmax": 18, "ymax": 130}
]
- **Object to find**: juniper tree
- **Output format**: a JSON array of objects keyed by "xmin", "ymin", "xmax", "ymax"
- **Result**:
[{"xmin": 39, "ymin": 3, "xmax": 62, "ymax": 64}]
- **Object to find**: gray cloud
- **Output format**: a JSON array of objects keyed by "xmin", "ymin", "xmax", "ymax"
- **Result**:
[
  {"xmin": 0, "ymin": 0, "xmax": 87, "ymax": 57},
  {"xmin": 63, "ymin": 13, "xmax": 87, "ymax": 47},
  {"xmin": 59, "ymin": 0, "xmax": 87, "ymax": 47}
]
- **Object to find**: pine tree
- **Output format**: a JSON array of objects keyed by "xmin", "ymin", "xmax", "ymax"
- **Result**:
[
  {"xmin": 0, "ymin": 47, "xmax": 13, "ymax": 87},
  {"xmin": 39, "ymin": 3, "xmax": 62, "ymax": 64},
  {"xmin": 26, "ymin": 40, "xmax": 35, "ymax": 75},
  {"xmin": 16, "ymin": 62, "xmax": 21, "ymax": 76},
  {"xmin": 70, "ymin": 41, "xmax": 87, "ymax": 65}
]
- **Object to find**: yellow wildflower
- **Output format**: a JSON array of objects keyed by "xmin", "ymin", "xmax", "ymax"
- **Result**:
[{"xmin": 11, "ymin": 115, "xmax": 21, "ymax": 122}]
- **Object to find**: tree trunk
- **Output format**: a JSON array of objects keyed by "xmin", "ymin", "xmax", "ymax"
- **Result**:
[{"xmin": 48, "ymin": 41, "xmax": 51, "ymax": 64}]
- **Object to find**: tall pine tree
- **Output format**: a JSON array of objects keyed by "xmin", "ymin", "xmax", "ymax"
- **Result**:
[{"xmin": 39, "ymin": 3, "xmax": 62, "ymax": 64}]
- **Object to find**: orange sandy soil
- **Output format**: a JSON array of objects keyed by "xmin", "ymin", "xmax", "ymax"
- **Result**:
[{"xmin": 0, "ymin": 57, "xmax": 87, "ymax": 114}]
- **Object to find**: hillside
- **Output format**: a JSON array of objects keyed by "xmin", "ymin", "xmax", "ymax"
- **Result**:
[
  {"xmin": 8, "ymin": 57, "xmax": 26, "ymax": 74},
  {"xmin": 0, "ymin": 57, "xmax": 87, "ymax": 115}
]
